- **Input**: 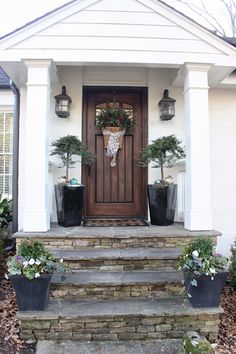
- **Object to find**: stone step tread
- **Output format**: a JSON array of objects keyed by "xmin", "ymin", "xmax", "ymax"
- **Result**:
[
  {"xmin": 36, "ymin": 339, "xmax": 184, "ymax": 354},
  {"xmin": 15, "ymin": 223, "xmax": 220, "ymax": 239},
  {"xmin": 52, "ymin": 270, "xmax": 183, "ymax": 286},
  {"xmin": 52, "ymin": 247, "xmax": 181, "ymax": 260},
  {"xmin": 18, "ymin": 297, "xmax": 222, "ymax": 319}
]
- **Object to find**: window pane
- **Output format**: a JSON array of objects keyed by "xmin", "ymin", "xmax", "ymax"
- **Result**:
[
  {"xmin": 0, "ymin": 111, "xmax": 13, "ymax": 197},
  {"xmin": 0, "ymin": 114, "xmax": 4, "ymax": 133},
  {"xmin": 5, "ymin": 134, "xmax": 13, "ymax": 153},
  {"xmin": 0, "ymin": 155, "xmax": 4, "ymax": 173},
  {"xmin": 4, "ymin": 175, "xmax": 12, "ymax": 196},
  {"xmin": 0, "ymin": 134, "xmax": 4, "ymax": 153},
  {"xmin": 4, "ymin": 176, "xmax": 9, "ymax": 194},
  {"xmin": 0, "ymin": 176, "xmax": 3, "ymax": 193},
  {"xmin": 5, "ymin": 155, "xmax": 12, "ymax": 174},
  {"xmin": 5, "ymin": 114, "xmax": 13, "ymax": 133}
]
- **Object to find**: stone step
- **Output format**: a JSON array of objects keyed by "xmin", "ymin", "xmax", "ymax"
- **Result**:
[
  {"xmin": 18, "ymin": 297, "xmax": 222, "ymax": 342},
  {"xmin": 50, "ymin": 270, "xmax": 185, "ymax": 300},
  {"xmin": 15, "ymin": 223, "xmax": 219, "ymax": 250},
  {"xmin": 52, "ymin": 247, "xmax": 180, "ymax": 271},
  {"xmin": 36, "ymin": 339, "xmax": 184, "ymax": 354}
]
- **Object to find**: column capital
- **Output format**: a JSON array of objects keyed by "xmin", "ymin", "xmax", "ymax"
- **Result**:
[
  {"xmin": 22, "ymin": 59, "xmax": 53, "ymax": 69},
  {"xmin": 23, "ymin": 59, "xmax": 58, "ymax": 87},
  {"xmin": 179, "ymin": 62, "xmax": 213, "ymax": 77}
]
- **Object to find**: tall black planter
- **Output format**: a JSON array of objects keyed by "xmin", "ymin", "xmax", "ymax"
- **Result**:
[
  {"xmin": 10, "ymin": 274, "xmax": 52, "ymax": 311},
  {"xmin": 184, "ymin": 271, "xmax": 228, "ymax": 308},
  {"xmin": 147, "ymin": 184, "xmax": 177, "ymax": 226},
  {"xmin": 55, "ymin": 184, "xmax": 84, "ymax": 227}
]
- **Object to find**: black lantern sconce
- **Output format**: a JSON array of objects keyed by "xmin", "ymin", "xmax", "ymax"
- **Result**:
[
  {"xmin": 54, "ymin": 86, "xmax": 72, "ymax": 118},
  {"xmin": 158, "ymin": 89, "xmax": 176, "ymax": 121}
]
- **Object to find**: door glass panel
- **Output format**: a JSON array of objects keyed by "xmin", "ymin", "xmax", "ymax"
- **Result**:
[{"xmin": 95, "ymin": 102, "xmax": 134, "ymax": 125}]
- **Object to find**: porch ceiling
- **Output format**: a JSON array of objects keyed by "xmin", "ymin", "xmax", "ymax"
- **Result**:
[{"xmin": 0, "ymin": 61, "xmax": 235, "ymax": 89}]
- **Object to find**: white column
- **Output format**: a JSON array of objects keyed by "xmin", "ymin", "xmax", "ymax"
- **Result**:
[
  {"xmin": 180, "ymin": 63, "xmax": 212, "ymax": 230},
  {"xmin": 23, "ymin": 60, "xmax": 52, "ymax": 232}
]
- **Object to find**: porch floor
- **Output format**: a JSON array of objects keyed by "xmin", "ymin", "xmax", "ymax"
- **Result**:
[{"xmin": 15, "ymin": 222, "xmax": 221, "ymax": 239}]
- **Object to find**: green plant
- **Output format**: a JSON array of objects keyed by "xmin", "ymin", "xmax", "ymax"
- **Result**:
[
  {"xmin": 229, "ymin": 240, "xmax": 236, "ymax": 289},
  {"xmin": 138, "ymin": 135, "xmax": 185, "ymax": 181},
  {"xmin": 50, "ymin": 135, "xmax": 95, "ymax": 179},
  {"xmin": 7, "ymin": 240, "xmax": 65, "ymax": 280},
  {"xmin": 0, "ymin": 195, "xmax": 12, "ymax": 257},
  {"xmin": 0, "ymin": 194, "xmax": 12, "ymax": 228},
  {"xmin": 96, "ymin": 102, "xmax": 134, "ymax": 130},
  {"xmin": 179, "ymin": 237, "xmax": 228, "ymax": 294},
  {"xmin": 183, "ymin": 332, "xmax": 213, "ymax": 354}
]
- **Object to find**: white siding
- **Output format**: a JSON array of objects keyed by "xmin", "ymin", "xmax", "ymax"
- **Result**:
[
  {"xmin": 209, "ymin": 89, "xmax": 236, "ymax": 256},
  {"xmin": 6, "ymin": 0, "xmax": 230, "ymax": 66},
  {"xmin": 39, "ymin": 23, "xmax": 196, "ymax": 40}
]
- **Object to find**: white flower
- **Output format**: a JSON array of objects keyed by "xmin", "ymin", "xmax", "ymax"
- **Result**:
[
  {"xmin": 209, "ymin": 267, "xmax": 216, "ymax": 274},
  {"xmin": 192, "ymin": 340, "xmax": 199, "ymax": 347},
  {"xmin": 28, "ymin": 258, "xmax": 35, "ymax": 265},
  {"xmin": 35, "ymin": 259, "xmax": 41, "ymax": 265},
  {"xmin": 192, "ymin": 250, "xmax": 199, "ymax": 257},
  {"xmin": 34, "ymin": 272, "xmax": 40, "ymax": 278},
  {"xmin": 5, "ymin": 274, "xmax": 9, "ymax": 280},
  {"xmin": 23, "ymin": 261, "xmax": 29, "ymax": 267},
  {"xmin": 59, "ymin": 258, "xmax": 64, "ymax": 263}
]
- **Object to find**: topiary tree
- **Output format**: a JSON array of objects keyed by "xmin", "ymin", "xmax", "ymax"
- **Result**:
[
  {"xmin": 138, "ymin": 135, "xmax": 185, "ymax": 180},
  {"xmin": 50, "ymin": 135, "xmax": 95, "ymax": 179}
]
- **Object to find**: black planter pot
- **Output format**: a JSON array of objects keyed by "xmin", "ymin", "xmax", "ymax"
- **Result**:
[
  {"xmin": 147, "ymin": 184, "xmax": 177, "ymax": 226},
  {"xmin": 55, "ymin": 184, "xmax": 84, "ymax": 227},
  {"xmin": 10, "ymin": 274, "xmax": 52, "ymax": 311},
  {"xmin": 184, "ymin": 271, "xmax": 228, "ymax": 308}
]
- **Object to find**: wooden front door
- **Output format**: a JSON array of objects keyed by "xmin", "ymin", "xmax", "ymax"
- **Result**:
[{"xmin": 83, "ymin": 87, "xmax": 147, "ymax": 218}]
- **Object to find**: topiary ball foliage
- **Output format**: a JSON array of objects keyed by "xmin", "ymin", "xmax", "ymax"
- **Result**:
[{"xmin": 138, "ymin": 135, "xmax": 185, "ymax": 180}]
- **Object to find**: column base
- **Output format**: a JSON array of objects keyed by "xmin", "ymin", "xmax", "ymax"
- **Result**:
[
  {"xmin": 23, "ymin": 210, "xmax": 50, "ymax": 232},
  {"xmin": 184, "ymin": 209, "xmax": 212, "ymax": 231}
]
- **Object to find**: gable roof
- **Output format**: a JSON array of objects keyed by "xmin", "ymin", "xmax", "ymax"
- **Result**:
[
  {"xmin": 0, "ymin": 67, "xmax": 10, "ymax": 88},
  {"xmin": 224, "ymin": 37, "xmax": 236, "ymax": 47},
  {"xmin": 0, "ymin": 0, "xmax": 234, "ymax": 48},
  {"xmin": 0, "ymin": 0, "xmax": 77, "ymax": 41},
  {"xmin": 0, "ymin": 0, "xmax": 235, "ymax": 68}
]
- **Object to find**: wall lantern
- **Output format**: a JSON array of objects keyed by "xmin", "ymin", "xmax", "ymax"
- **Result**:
[
  {"xmin": 158, "ymin": 89, "xmax": 176, "ymax": 121},
  {"xmin": 54, "ymin": 86, "xmax": 72, "ymax": 118}
]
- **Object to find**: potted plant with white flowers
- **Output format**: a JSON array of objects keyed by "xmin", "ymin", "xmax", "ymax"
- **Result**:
[
  {"xmin": 7, "ymin": 240, "xmax": 65, "ymax": 311},
  {"xmin": 178, "ymin": 237, "xmax": 228, "ymax": 307}
]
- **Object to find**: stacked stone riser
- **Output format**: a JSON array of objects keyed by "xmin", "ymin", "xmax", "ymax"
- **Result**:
[
  {"xmin": 50, "ymin": 283, "xmax": 185, "ymax": 300},
  {"xmin": 15, "ymin": 227, "xmax": 221, "ymax": 343},
  {"xmin": 16, "ymin": 236, "xmax": 203, "ymax": 250},
  {"xmin": 19, "ymin": 313, "xmax": 220, "ymax": 342},
  {"xmin": 62, "ymin": 258, "xmax": 178, "ymax": 271}
]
